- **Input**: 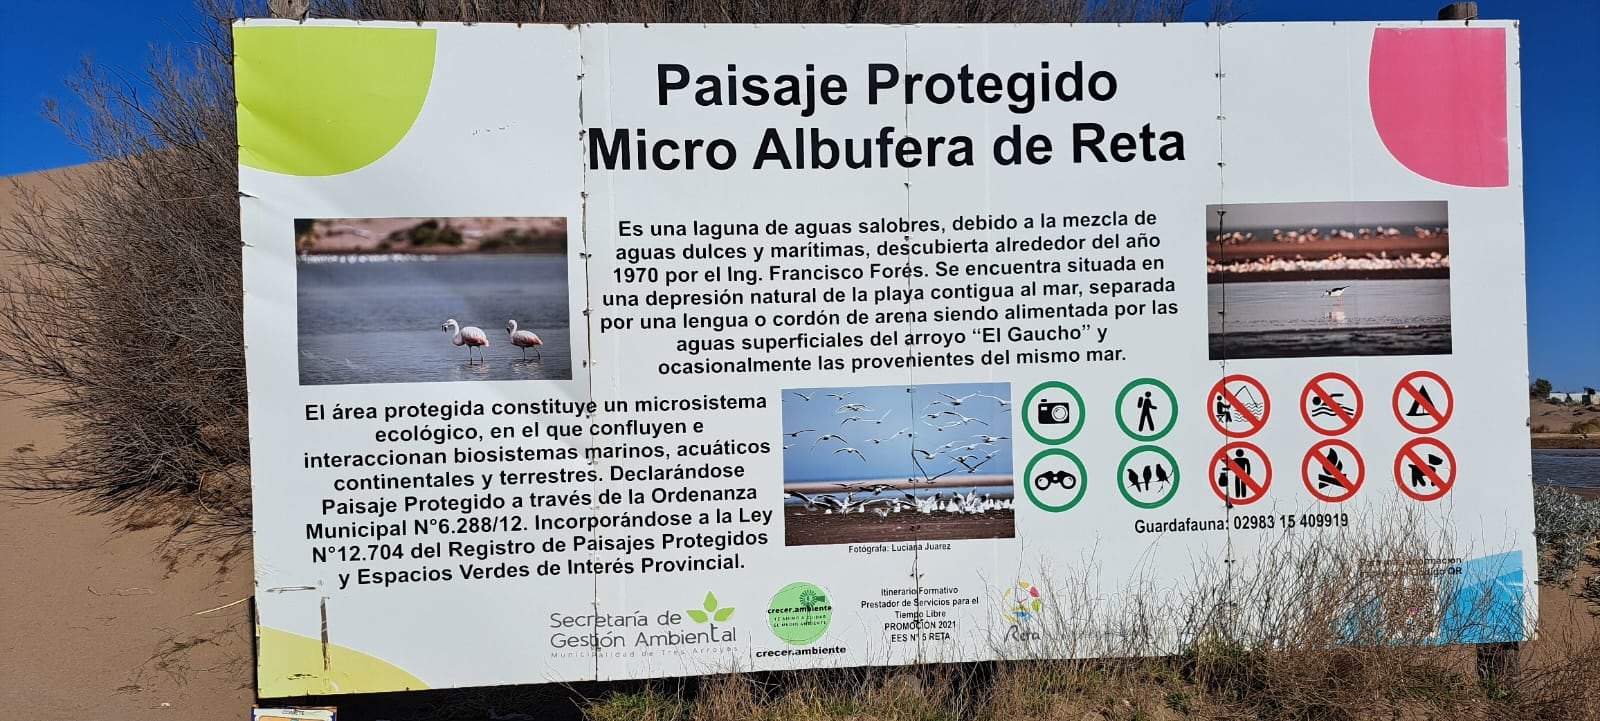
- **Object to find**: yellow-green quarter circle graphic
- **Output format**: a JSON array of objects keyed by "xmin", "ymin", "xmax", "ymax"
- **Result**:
[
  {"xmin": 235, "ymin": 26, "xmax": 437, "ymax": 176},
  {"xmin": 256, "ymin": 625, "xmax": 429, "ymax": 695}
]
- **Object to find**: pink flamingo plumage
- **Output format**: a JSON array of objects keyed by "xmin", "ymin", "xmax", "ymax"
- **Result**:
[
  {"xmin": 506, "ymin": 319, "xmax": 543, "ymax": 359},
  {"xmin": 441, "ymin": 319, "xmax": 489, "ymax": 364}
]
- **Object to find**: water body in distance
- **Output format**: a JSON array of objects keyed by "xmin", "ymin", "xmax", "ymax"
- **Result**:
[
  {"xmin": 1209, "ymin": 279, "xmax": 1450, "ymax": 359},
  {"xmin": 1533, "ymin": 450, "xmax": 1600, "ymax": 489},
  {"xmin": 297, "ymin": 255, "xmax": 573, "ymax": 385}
]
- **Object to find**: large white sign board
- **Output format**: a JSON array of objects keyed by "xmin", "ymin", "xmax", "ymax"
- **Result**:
[{"xmin": 237, "ymin": 20, "xmax": 1531, "ymax": 696}]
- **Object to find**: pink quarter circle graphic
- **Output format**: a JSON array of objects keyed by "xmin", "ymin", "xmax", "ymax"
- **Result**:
[{"xmin": 1369, "ymin": 27, "xmax": 1508, "ymax": 188}]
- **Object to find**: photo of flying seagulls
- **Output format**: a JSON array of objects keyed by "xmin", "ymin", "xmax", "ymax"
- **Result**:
[{"xmin": 781, "ymin": 382, "xmax": 1014, "ymax": 546}]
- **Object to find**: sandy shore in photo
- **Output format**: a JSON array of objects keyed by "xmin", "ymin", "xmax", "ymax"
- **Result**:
[
  {"xmin": 785, "ymin": 507, "xmax": 1016, "ymax": 545},
  {"xmin": 298, "ymin": 216, "xmax": 566, "ymax": 254}
]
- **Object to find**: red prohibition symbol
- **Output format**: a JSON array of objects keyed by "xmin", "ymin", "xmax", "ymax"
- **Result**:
[
  {"xmin": 1209, "ymin": 374, "xmax": 1271, "ymax": 438},
  {"xmin": 1302, "ymin": 439, "xmax": 1364, "ymax": 502},
  {"xmin": 1393, "ymin": 437, "xmax": 1457, "ymax": 502},
  {"xmin": 1392, "ymin": 371, "xmax": 1453, "ymax": 434},
  {"xmin": 1300, "ymin": 372, "xmax": 1363, "ymax": 436},
  {"xmin": 1210, "ymin": 441, "xmax": 1272, "ymax": 506}
]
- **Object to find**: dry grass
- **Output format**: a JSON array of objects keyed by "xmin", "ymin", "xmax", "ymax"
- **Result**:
[
  {"xmin": 0, "ymin": 0, "xmax": 249, "ymax": 548},
  {"xmin": 576, "ymin": 514, "xmax": 1600, "ymax": 721}
]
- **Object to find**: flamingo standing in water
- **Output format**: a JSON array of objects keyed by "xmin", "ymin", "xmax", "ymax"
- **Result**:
[
  {"xmin": 506, "ymin": 319, "xmax": 543, "ymax": 359},
  {"xmin": 441, "ymin": 319, "xmax": 489, "ymax": 364}
]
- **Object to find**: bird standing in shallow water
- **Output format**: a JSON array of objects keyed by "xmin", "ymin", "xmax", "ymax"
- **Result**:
[
  {"xmin": 442, "ymin": 319, "xmax": 489, "ymax": 364},
  {"xmin": 506, "ymin": 319, "xmax": 543, "ymax": 359}
]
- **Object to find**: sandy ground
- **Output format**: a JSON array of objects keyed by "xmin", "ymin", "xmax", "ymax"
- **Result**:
[
  {"xmin": 2, "ymin": 167, "xmax": 252, "ymax": 721},
  {"xmin": 1530, "ymin": 398, "xmax": 1600, "ymax": 449}
]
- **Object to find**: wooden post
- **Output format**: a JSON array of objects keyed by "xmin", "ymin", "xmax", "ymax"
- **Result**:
[
  {"xmin": 1476, "ymin": 641, "xmax": 1520, "ymax": 691},
  {"xmin": 268, "ymin": 0, "xmax": 310, "ymax": 21},
  {"xmin": 1438, "ymin": 0, "xmax": 1517, "ymax": 691},
  {"xmin": 1437, "ymin": 2, "xmax": 1478, "ymax": 20}
]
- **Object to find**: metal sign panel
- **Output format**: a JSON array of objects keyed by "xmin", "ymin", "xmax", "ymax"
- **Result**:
[{"xmin": 237, "ymin": 20, "xmax": 1531, "ymax": 695}]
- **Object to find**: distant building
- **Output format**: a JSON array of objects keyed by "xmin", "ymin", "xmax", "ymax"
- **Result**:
[{"xmin": 1548, "ymin": 391, "xmax": 1594, "ymax": 404}]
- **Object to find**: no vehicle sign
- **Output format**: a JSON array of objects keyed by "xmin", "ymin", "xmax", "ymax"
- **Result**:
[
  {"xmin": 1302, "ymin": 439, "xmax": 1364, "ymax": 502},
  {"xmin": 1394, "ymin": 437, "xmax": 1457, "ymax": 502},
  {"xmin": 1210, "ymin": 441, "xmax": 1272, "ymax": 506},
  {"xmin": 1392, "ymin": 371, "xmax": 1453, "ymax": 434},
  {"xmin": 1208, "ymin": 375, "xmax": 1271, "ymax": 438},
  {"xmin": 1300, "ymin": 372, "xmax": 1362, "ymax": 436}
]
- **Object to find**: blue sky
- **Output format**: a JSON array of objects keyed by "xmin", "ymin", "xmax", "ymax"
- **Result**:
[
  {"xmin": 781, "ymin": 383, "xmax": 1014, "ymax": 483},
  {"xmin": 1, "ymin": 1, "xmax": 1593, "ymax": 389}
]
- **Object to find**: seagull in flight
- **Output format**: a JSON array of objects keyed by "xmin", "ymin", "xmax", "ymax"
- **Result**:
[
  {"xmin": 783, "ymin": 429, "xmax": 816, "ymax": 438},
  {"xmin": 826, "ymin": 392, "xmax": 853, "ymax": 401},
  {"xmin": 974, "ymin": 393, "xmax": 1010, "ymax": 408},
  {"xmin": 1322, "ymin": 286, "xmax": 1350, "ymax": 297},
  {"xmin": 956, "ymin": 455, "xmax": 994, "ymax": 473},
  {"xmin": 832, "ymin": 447, "xmax": 868, "ymax": 462},
  {"xmin": 811, "ymin": 433, "xmax": 848, "ymax": 450},
  {"xmin": 835, "ymin": 403, "xmax": 871, "ymax": 413},
  {"xmin": 791, "ymin": 391, "xmax": 815, "ymax": 401},
  {"xmin": 842, "ymin": 410, "xmax": 892, "ymax": 426},
  {"xmin": 925, "ymin": 411, "xmax": 988, "ymax": 430},
  {"xmin": 869, "ymin": 428, "xmax": 911, "ymax": 444}
]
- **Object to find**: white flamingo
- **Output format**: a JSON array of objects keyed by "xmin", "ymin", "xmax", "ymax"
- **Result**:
[
  {"xmin": 442, "ymin": 319, "xmax": 489, "ymax": 364},
  {"xmin": 505, "ymin": 319, "xmax": 543, "ymax": 359}
]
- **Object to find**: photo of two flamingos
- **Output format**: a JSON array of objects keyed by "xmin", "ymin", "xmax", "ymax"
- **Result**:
[
  {"xmin": 781, "ymin": 382, "xmax": 1016, "ymax": 546},
  {"xmin": 295, "ymin": 216, "xmax": 573, "ymax": 384}
]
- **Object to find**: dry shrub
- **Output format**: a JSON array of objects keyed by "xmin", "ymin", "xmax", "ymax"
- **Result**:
[
  {"xmin": 1534, "ymin": 485, "xmax": 1600, "ymax": 584},
  {"xmin": 1513, "ymin": 630, "xmax": 1600, "ymax": 721},
  {"xmin": 0, "ymin": 0, "xmax": 250, "ymax": 546},
  {"xmin": 586, "ymin": 513, "xmax": 1600, "ymax": 721},
  {"xmin": 586, "ymin": 685, "xmax": 686, "ymax": 721},
  {"xmin": 593, "ymin": 668, "xmax": 967, "ymax": 721}
]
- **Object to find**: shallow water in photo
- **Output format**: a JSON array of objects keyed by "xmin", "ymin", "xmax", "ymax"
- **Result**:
[
  {"xmin": 1207, "ymin": 278, "xmax": 1451, "ymax": 359},
  {"xmin": 1533, "ymin": 449, "xmax": 1600, "ymax": 489},
  {"xmin": 297, "ymin": 254, "xmax": 573, "ymax": 385}
]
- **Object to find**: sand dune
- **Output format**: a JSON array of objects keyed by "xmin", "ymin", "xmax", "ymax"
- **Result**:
[{"xmin": 1, "ymin": 166, "xmax": 251, "ymax": 721}]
